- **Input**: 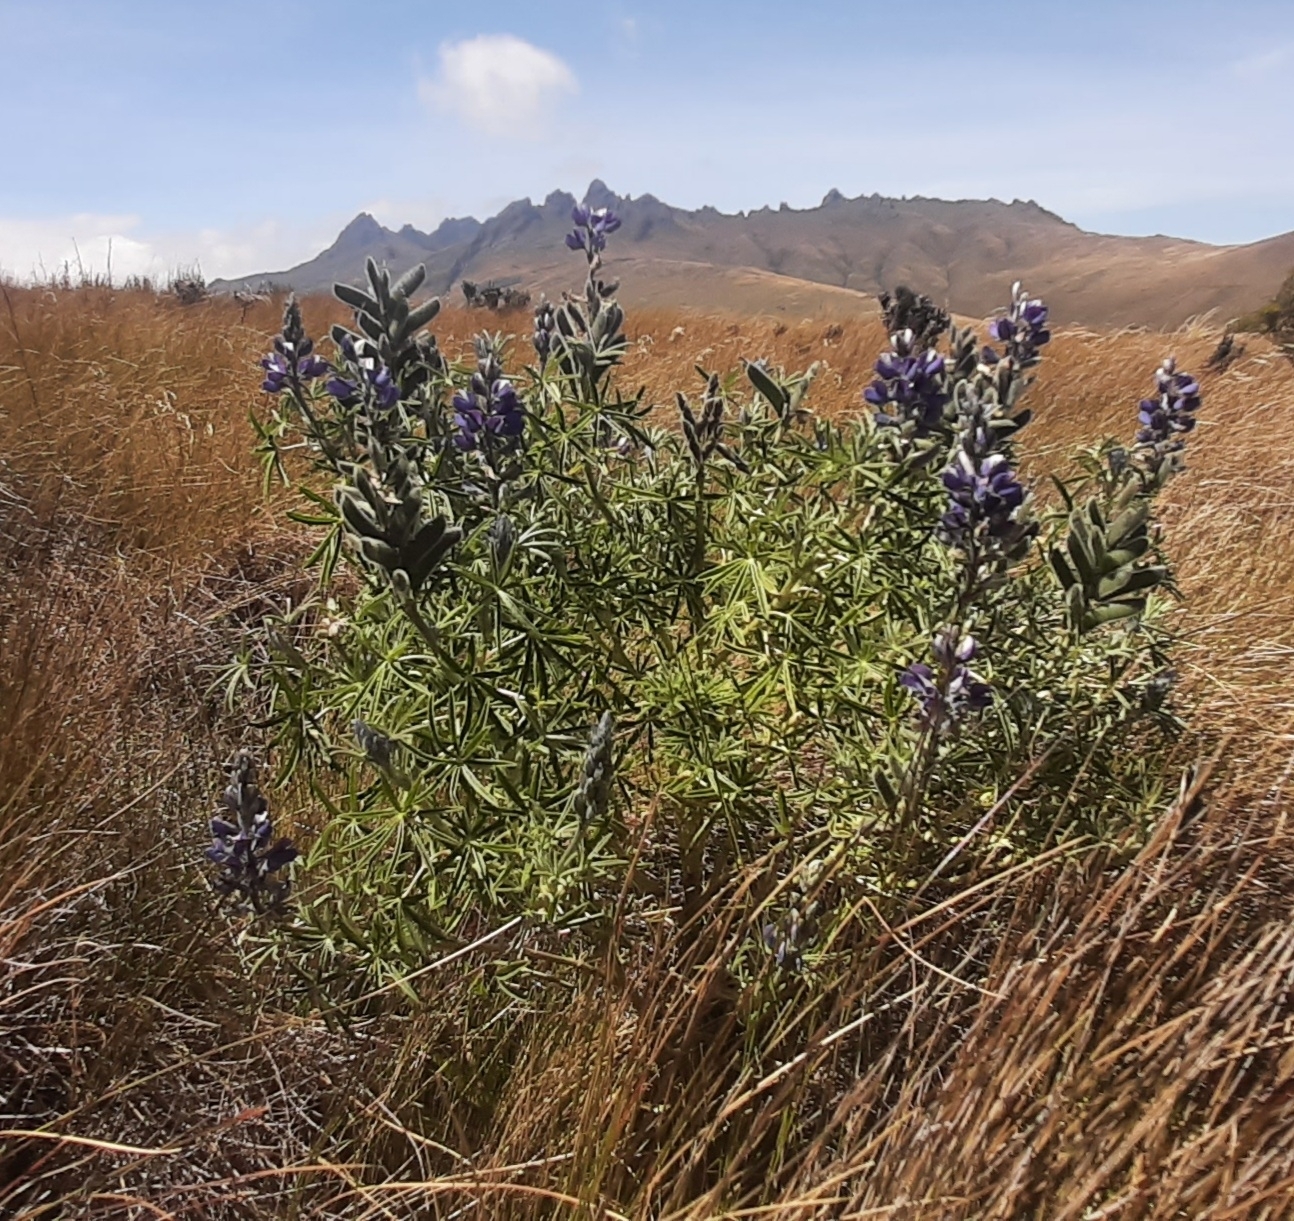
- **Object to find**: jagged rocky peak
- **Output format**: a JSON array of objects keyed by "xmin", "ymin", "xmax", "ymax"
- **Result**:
[
  {"xmin": 423, "ymin": 215, "xmax": 483, "ymax": 250},
  {"xmin": 486, "ymin": 197, "xmax": 544, "ymax": 241},
  {"xmin": 631, "ymin": 191, "xmax": 674, "ymax": 215},
  {"xmin": 1005, "ymin": 198, "xmax": 1075, "ymax": 227},
  {"xmin": 333, "ymin": 212, "xmax": 389, "ymax": 248},
  {"xmin": 542, "ymin": 188, "xmax": 578, "ymax": 215},
  {"xmin": 583, "ymin": 178, "xmax": 623, "ymax": 210},
  {"xmin": 821, "ymin": 188, "xmax": 846, "ymax": 207},
  {"xmin": 495, "ymin": 197, "xmax": 538, "ymax": 220}
]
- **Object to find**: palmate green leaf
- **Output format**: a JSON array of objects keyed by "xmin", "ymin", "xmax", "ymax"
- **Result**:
[
  {"xmin": 1098, "ymin": 565, "xmax": 1167, "ymax": 600},
  {"xmin": 288, "ymin": 508, "xmax": 340, "ymax": 527},
  {"xmin": 1086, "ymin": 519, "xmax": 1109, "ymax": 571},
  {"xmin": 1083, "ymin": 600, "xmax": 1144, "ymax": 629},
  {"xmin": 337, "ymin": 490, "xmax": 379, "ymax": 538},
  {"xmin": 360, "ymin": 537, "xmax": 400, "ymax": 570},
  {"xmin": 404, "ymin": 519, "xmax": 460, "ymax": 591},
  {"xmin": 745, "ymin": 361, "xmax": 790, "ymax": 416},
  {"xmin": 366, "ymin": 257, "xmax": 388, "ymax": 305},
  {"xmin": 391, "ymin": 263, "xmax": 426, "ymax": 301},
  {"xmin": 458, "ymin": 764, "xmax": 515, "ymax": 811},
  {"xmin": 1106, "ymin": 539, "xmax": 1150, "ymax": 567},
  {"xmin": 1107, "ymin": 500, "xmax": 1149, "ymax": 547},
  {"xmin": 406, "ymin": 296, "xmax": 441, "ymax": 332},
  {"xmin": 333, "ymin": 282, "xmax": 378, "ymax": 314},
  {"xmin": 1050, "ymin": 546, "xmax": 1078, "ymax": 591},
  {"xmin": 249, "ymin": 406, "xmax": 293, "ymax": 491},
  {"xmin": 1049, "ymin": 473, "xmax": 1077, "ymax": 512}
]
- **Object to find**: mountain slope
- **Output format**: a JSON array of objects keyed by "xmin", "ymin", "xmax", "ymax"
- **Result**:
[{"xmin": 211, "ymin": 181, "xmax": 1294, "ymax": 329}]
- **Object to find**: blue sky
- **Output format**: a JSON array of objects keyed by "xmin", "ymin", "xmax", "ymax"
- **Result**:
[{"xmin": 2, "ymin": 0, "xmax": 1292, "ymax": 281}]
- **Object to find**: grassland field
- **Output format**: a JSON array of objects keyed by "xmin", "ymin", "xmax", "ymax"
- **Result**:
[{"xmin": 3, "ymin": 284, "xmax": 1294, "ymax": 1218}]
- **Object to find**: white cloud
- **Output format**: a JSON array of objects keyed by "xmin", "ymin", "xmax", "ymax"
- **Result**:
[
  {"xmin": 0, "ymin": 213, "xmax": 342, "ymax": 285},
  {"xmin": 419, "ymin": 34, "xmax": 578, "ymax": 139},
  {"xmin": 0, "ymin": 213, "xmax": 157, "ymax": 282}
]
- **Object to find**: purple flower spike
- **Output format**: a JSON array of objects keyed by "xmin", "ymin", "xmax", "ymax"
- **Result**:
[
  {"xmin": 986, "ymin": 283, "xmax": 1050, "ymax": 368},
  {"xmin": 933, "ymin": 630, "xmax": 977, "ymax": 667},
  {"xmin": 948, "ymin": 667, "xmax": 994, "ymax": 711},
  {"xmin": 902, "ymin": 628, "xmax": 994, "ymax": 726},
  {"xmin": 533, "ymin": 301, "xmax": 556, "ymax": 361},
  {"xmin": 260, "ymin": 352, "xmax": 290, "ymax": 394},
  {"xmin": 452, "ymin": 391, "xmax": 485, "ymax": 450},
  {"xmin": 371, "ymin": 367, "xmax": 399, "ymax": 412},
  {"xmin": 940, "ymin": 448, "xmax": 1028, "ymax": 546},
  {"xmin": 566, "ymin": 204, "xmax": 621, "ymax": 258},
  {"xmin": 326, "ymin": 359, "xmax": 398, "ymax": 412},
  {"xmin": 1135, "ymin": 356, "xmax": 1201, "ymax": 469},
  {"xmin": 261, "ymin": 348, "xmax": 332, "ymax": 394},
  {"xmin": 866, "ymin": 330, "xmax": 948, "ymax": 436},
  {"xmin": 900, "ymin": 662, "xmax": 940, "ymax": 716},
  {"xmin": 299, "ymin": 354, "xmax": 330, "ymax": 379},
  {"xmin": 204, "ymin": 753, "xmax": 297, "ymax": 910},
  {"xmin": 452, "ymin": 372, "xmax": 525, "ymax": 452},
  {"xmin": 326, "ymin": 374, "xmax": 358, "ymax": 405}
]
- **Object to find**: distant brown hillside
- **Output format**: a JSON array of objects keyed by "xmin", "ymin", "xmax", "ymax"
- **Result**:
[{"xmin": 210, "ymin": 180, "xmax": 1294, "ymax": 330}]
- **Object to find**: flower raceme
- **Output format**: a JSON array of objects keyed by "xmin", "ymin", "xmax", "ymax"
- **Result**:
[
  {"xmin": 206, "ymin": 813, "xmax": 297, "ymax": 877},
  {"xmin": 326, "ymin": 365, "xmax": 399, "ymax": 412},
  {"xmin": 261, "ymin": 341, "xmax": 330, "ymax": 394},
  {"xmin": 864, "ymin": 332, "xmax": 948, "ymax": 436},
  {"xmin": 453, "ymin": 335, "xmax": 525, "ymax": 451},
  {"xmin": 1137, "ymin": 357, "xmax": 1200, "ymax": 459},
  {"xmin": 533, "ymin": 300, "xmax": 556, "ymax": 362},
  {"xmin": 879, "ymin": 286, "xmax": 950, "ymax": 351},
  {"xmin": 452, "ymin": 378, "xmax": 523, "ymax": 450},
  {"xmin": 205, "ymin": 753, "xmax": 297, "ymax": 910},
  {"xmin": 324, "ymin": 336, "xmax": 400, "ymax": 412},
  {"xmin": 260, "ymin": 296, "xmax": 332, "ymax": 394},
  {"xmin": 900, "ymin": 630, "xmax": 993, "ymax": 726},
  {"xmin": 884, "ymin": 284, "xmax": 1049, "ymax": 726},
  {"xmin": 984, "ymin": 283, "xmax": 1051, "ymax": 369},
  {"xmin": 565, "ymin": 204, "xmax": 621, "ymax": 258},
  {"xmin": 940, "ymin": 447, "xmax": 1028, "ymax": 545},
  {"xmin": 1045, "ymin": 353, "xmax": 1201, "ymax": 633}
]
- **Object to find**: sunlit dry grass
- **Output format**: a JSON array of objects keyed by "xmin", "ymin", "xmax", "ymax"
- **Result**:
[{"xmin": 2, "ymin": 282, "xmax": 1293, "ymax": 1218}]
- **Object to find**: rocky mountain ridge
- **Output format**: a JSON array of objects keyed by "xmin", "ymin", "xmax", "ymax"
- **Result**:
[{"xmin": 211, "ymin": 180, "xmax": 1294, "ymax": 329}]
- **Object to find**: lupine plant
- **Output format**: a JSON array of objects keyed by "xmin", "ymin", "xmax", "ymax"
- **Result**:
[
  {"xmin": 212, "ymin": 213, "xmax": 1195, "ymax": 989},
  {"xmin": 205, "ymin": 753, "xmax": 297, "ymax": 913},
  {"xmin": 1048, "ymin": 356, "xmax": 1199, "ymax": 633}
]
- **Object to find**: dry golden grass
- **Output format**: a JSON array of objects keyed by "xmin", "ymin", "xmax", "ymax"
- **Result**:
[{"xmin": 2, "ymin": 283, "xmax": 1294, "ymax": 1218}]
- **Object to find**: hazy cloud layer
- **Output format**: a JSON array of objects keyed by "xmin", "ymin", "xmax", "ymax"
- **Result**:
[
  {"xmin": 0, "ymin": 214, "xmax": 153, "ymax": 282},
  {"xmin": 0, "ymin": 213, "xmax": 338, "ymax": 285}
]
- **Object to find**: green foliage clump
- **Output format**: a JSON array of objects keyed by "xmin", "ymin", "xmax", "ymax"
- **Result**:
[
  {"xmin": 230, "ymin": 232, "xmax": 1186, "ymax": 988},
  {"xmin": 1234, "ymin": 266, "xmax": 1294, "ymax": 339}
]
